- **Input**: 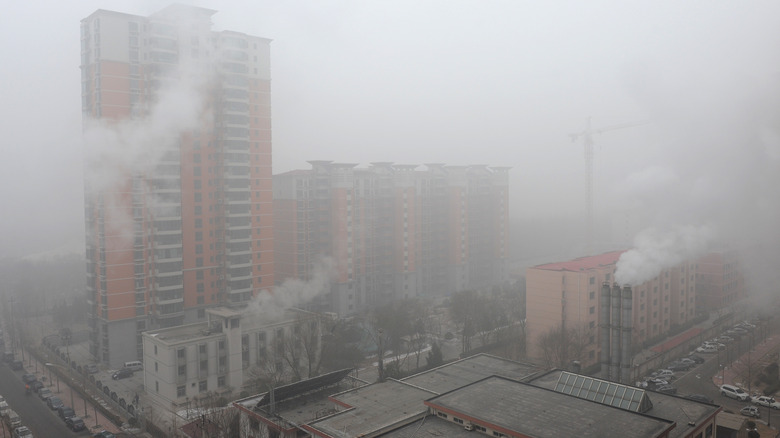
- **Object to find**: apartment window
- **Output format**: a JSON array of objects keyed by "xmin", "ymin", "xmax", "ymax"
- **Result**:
[
  {"xmin": 589, "ymin": 321, "xmax": 595, "ymax": 329},
  {"xmin": 218, "ymin": 376, "xmax": 226, "ymax": 387},
  {"xmin": 177, "ymin": 348, "xmax": 185, "ymax": 359},
  {"xmin": 589, "ymin": 306, "xmax": 595, "ymax": 314},
  {"xmin": 197, "ymin": 296, "xmax": 204, "ymax": 305},
  {"xmin": 178, "ymin": 365, "xmax": 186, "ymax": 376},
  {"xmin": 589, "ymin": 276, "xmax": 595, "ymax": 285},
  {"xmin": 589, "ymin": 292, "xmax": 595, "ymax": 299},
  {"xmin": 177, "ymin": 386, "xmax": 185, "ymax": 397},
  {"xmin": 195, "ymin": 218, "xmax": 202, "ymax": 228},
  {"xmin": 199, "ymin": 381, "xmax": 207, "ymax": 392},
  {"xmin": 155, "ymin": 381, "xmax": 159, "ymax": 392},
  {"xmin": 155, "ymin": 362, "xmax": 158, "ymax": 372},
  {"xmin": 154, "ymin": 345, "xmax": 158, "ymax": 355}
]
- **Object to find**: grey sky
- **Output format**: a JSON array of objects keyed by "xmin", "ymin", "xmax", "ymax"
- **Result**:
[{"xmin": 1, "ymin": 1, "xmax": 779, "ymax": 259}]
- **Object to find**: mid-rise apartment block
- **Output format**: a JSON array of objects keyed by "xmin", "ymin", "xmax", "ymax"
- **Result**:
[
  {"xmin": 526, "ymin": 251, "xmax": 697, "ymax": 369},
  {"xmin": 273, "ymin": 162, "xmax": 510, "ymax": 315},
  {"xmin": 695, "ymin": 250, "xmax": 745, "ymax": 312},
  {"xmin": 142, "ymin": 307, "xmax": 321, "ymax": 407},
  {"xmin": 81, "ymin": 5, "xmax": 273, "ymax": 367}
]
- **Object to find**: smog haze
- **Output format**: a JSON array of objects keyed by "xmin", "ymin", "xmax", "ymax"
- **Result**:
[{"xmin": 1, "ymin": 0, "xmax": 779, "ymax": 286}]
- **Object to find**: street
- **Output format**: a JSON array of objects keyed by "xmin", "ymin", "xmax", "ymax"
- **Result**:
[{"xmin": 0, "ymin": 362, "xmax": 86, "ymax": 437}]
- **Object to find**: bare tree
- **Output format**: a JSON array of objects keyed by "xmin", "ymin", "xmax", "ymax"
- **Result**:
[
  {"xmin": 537, "ymin": 323, "xmax": 593, "ymax": 369},
  {"xmin": 280, "ymin": 315, "xmax": 323, "ymax": 380},
  {"xmin": 189, "ymin": 392, "xmax": 239, "ymax": 438},
  {"xmin": 450, "ymin": 290, "xmax": 478, "ymax": 354}
]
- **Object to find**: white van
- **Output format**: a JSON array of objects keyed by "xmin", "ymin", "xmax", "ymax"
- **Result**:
[{"xmin": 123, "ymin": 360, "xmax": 143, "ymax": 371}]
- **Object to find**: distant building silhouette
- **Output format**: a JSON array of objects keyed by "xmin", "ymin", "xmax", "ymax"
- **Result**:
[{"xmin": 273, "ymin": 162, "xmax": 510, "ymax": 315}]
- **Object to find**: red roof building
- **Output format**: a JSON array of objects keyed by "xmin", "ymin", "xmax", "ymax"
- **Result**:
[{"xmin": 526, "ymin": 251, "xmax": 697, "ymax": 370}]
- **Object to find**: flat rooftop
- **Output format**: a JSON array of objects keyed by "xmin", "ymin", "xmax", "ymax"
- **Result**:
[
  {"xmin": 380, "ymin": 415, "xmax": 489, "ymax": 437},
  {"xmin": 401, "ymin": 353, "xmax": 540, "ymax": 394},
  {"xmin": 529, "ymin": 370, "xmax": 721, "ymax": 438},
  {"xmin": 428, "ymin": 376, "xmax": 675, "ymax": 438},
  {"xmin": 145, "ymin": 307, "xmax": 312, "ymax": 344},
  {"xmin": 305, "ymin": 380, "xmax": 437, "ymax": 438}
]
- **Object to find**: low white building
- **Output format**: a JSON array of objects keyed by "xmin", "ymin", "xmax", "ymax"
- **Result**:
[{"xmin": 142, "ymin": 307, "xmax": 322, "ymax": 408}]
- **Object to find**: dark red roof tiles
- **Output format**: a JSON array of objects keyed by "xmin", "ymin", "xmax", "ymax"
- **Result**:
[{"xmin": 533, "ymin": 250, "xmax": 627, "ymax": 272}]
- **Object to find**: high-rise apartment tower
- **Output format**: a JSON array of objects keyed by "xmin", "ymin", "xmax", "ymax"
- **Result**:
[
  {"xmin": 273, "ymin": 162, "xmax": 510, "ymax": 315},
  {"xmin": 81, "ymin": 5, "xmax": 273, "ymax": 367}
]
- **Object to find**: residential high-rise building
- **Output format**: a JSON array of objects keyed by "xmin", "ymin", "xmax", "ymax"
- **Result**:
[
  {"xmin": 81, "ymin": 5, "xmax": 273, "ymax": 367},
  {"xmin": 273, "ymin": 162, "xmax": 509, "ymax": 315}
]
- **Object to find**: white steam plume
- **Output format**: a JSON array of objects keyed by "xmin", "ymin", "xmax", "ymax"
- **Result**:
[
  {"xmin": 242, "ymin": 257, "xmax": 336, "ymax": 323},
  {"xmin": 82, "ymin": 74, "xmax": 212, "ymax": 247},
  {"xmin": 613, "ymin": 46, "xmax": 780, "ymax": 288},
  {"xmin": 615, "ymin": 225, "xmax": 714, "ymax": 285},
  {"xmin": 83, "ymin": 77, "xmax": 208, "ymax": 194}
]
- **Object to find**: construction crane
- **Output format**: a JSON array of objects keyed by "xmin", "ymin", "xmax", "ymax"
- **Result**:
[{"xmin": 569, "ymin": 117, "xmax": 649, "ymax": 253}]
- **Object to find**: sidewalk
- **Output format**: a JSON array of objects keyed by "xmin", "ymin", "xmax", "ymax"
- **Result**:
[
  {"xmin": 21, "ymin": 348, "xmax": 122, "ymax": 436},
  {"xmin": 711, "ymin": 334, "xmax": 780, "ymax": 393}
]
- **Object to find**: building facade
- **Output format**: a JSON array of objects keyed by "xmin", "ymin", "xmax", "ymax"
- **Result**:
[
  {"xmin": 695, "ymin": 250, "xmax": 745, "ymax": 313},
  {"xmin": 142, "ymin": 307, "xmax": 321, "ymax": 408},
  {"xmin": 526, "ymin": 251, "xmax": 698, "ymax": 370},
  {"xmin": 273, "ymin": 162, "xmax": 510, "ymax": 315},
  {"xmin": 81, "ymin": 5, "xmax": 274, "ymax": 367}
]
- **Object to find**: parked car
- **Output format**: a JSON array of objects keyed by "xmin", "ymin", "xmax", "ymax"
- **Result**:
[
  {"xmin": 65, "ymin": 416, "xmax": 86, "ymax": 432},
  {"xmin": 112, "ymin": 368, "xmax": 133, "ymax": 380},
  {"xmin": 717, "ymin": 336, "xmax": 734, "ymax": 343},
  {"xmin": 644, "ymin": 378, "xmax": 669, "ymax": 387},
  {"xmin": 0, "ymin": 400, "xmax": 9, "ymax": 416},
  {"xmin": 85, "ymin": 364, "xmax": 99, "ymax": 374},
  {"xmin": 655, "ymin": 385, "xmax": 677, "ymax": 395},
  {"xmin": 752, "ymin": 395, "xmax": 780, "ymax": 409},
  {"xmin": 679, "ymin": 358, "xmax": 697, "ymax": 367},
  {"xmin": 741, "ymin": 405, "xmax": 761, "ymax": 418},
  {"xmin": 58, "ymin": 406, "xmax": 76, "ymax": 421},
  {"xmin": 21, "ymin": 374, "xmax": 36, "ymax": 384},
  {"xmin": 720, "ymin": 384, "xmax": 750, "ymax": 401},
  {"xmin": 37, "ymin": 388, "xmax": 52, "ymax": 401},
  {"xmin": 93, "ymin": 431, "xmax": 116, "ymax": 438},
  {"xmin": 696, "ymin": 345, "xmax": 718, "ymax": 354},
  {"xmin": 704, "ymin": 341, "xmax": 726, "ymax": 350},
  {"xmin": 667, "ymin": 362, "xmax": 690, "ymax": 372},
  {"xmin": 30, "ymin": 381, "xmax": 44, "ymax": 393},
  {"xmin": 46, "ymin": 396, "xmax": 63, "ymax": 410},
  {"xmin": 687, "ymin": 355, "xmax": 706, "ymax": 364},
  {"xmin": 684, "ymin": 394, "xmax": 714, "ymax": 404},
  {"xmin": 12, "ymin": 426, "xmax": 33, "ymax": 438}
]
